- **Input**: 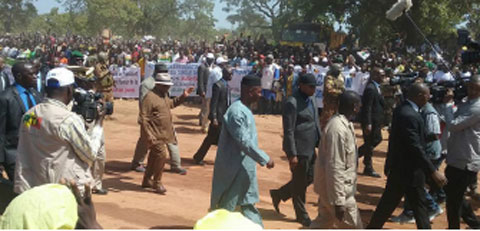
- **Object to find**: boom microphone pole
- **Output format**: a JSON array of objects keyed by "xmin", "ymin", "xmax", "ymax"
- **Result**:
[{"xmin": 386, "ymin": 0, "xmax": 452, "ymax": 71}]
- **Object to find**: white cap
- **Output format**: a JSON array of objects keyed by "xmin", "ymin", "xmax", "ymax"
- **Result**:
[
  {"xmin": 313, "ymin": 57, "xmax": 319, "ymax": 63},
  {"xmin": 321, "ymin": 57, "xmax": 328, "ymax": 63},
  {"xmin": 46, "ymin": 68, "xmax": 75, "ymax": 88},
  {"xmin": 267, "ymin": 54, "xmax": 274, "ymax": 60},
  {"xmin": 216, "ymin": 56, "xmax": 227, "ymax": 64},
  {"xmin": 206, "ymin": 53, "xmax": 215, "ymax": 59}
]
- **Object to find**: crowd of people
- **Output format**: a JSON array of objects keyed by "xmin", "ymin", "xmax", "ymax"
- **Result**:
[{"xmin": 1, "ymin": 31, "xmax": 480, "ymax": 229}]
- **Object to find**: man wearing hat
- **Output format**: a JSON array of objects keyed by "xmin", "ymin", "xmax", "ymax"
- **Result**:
[
  {"xmin": 94, "ymin": 51, "xmax": 115, "ymax": 120},
  {"xmin": 14, "ymin": 67, "xmax": 103, "ymax": 195},
  {"xmin": 197, "ymin": 53, "xmax": 214, "ymax": 131},
  {"xmin": 140, "ymin": 72, "xmax": 194, "ymax": 194},
  {"xmin": 210, "ymin": 75, "xmax": 274, "ymax": 226},
  {"xmin": 270, "ymin": 73, "xmax": 321, "ymax": 227},
  {"xmin": 131, "ymin": 63, "xmax": 188, "ymax": 175}
]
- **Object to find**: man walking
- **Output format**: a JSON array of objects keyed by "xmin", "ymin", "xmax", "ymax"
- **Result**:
[
  {"xmin": 193, "ymin": 66, "xmax": 232, "ymax": 165},
  {"xmin": 131, "ymin": 63, "xmax": 187, "ymax": 174},
  {"xmin": 367, "ymin": 83, "xmax": 447, "ymax": 229},
  {"xmin": 311, "ymin": 91, "xmax": 363, "ymax": 229},
  {"xmin": 197, "ymin": 53, "xmax": 214, "ymax": 130},
  {"xmin": 270, "ymin": 73, "xmax": 321, "ymax": 227},
  {"xmin": 210, "ymin": 75, "xmax": 274, "ymax": 227},
  {"xmin": 140, "ymin": 73, "xmax": 194, "ymax": 194},
  {"xmin": 358, "ymin": 67, "xmax": 386, "ymax": 178}
]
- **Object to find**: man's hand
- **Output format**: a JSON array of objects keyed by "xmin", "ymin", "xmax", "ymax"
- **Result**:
[
  {"xmin": 364, "ymin": 124, "xmax": 372, "ymax": 135},
  {"xmin": 212, "ymin": 119, "xmax": 219, "ymax": 127},
  {"xmin": 335, "ymin": 205, "xmax": 346, "ymax": 221},
  {"xmin": 266, "ymin": 159, "xmax": 275, "ymax": 169},
  {"xmin": 288, "ymin": 156, "xmax": 298, "ymax": 172},
  {"xmin": 62, "ymin": 180, "xmax": 102, "ymax": 229},
  {"xmin": 183, "ymin": 87, "xmax": 195, "ymax": 97},
  {"xmin": 431, "ymin": 170, "xmax": 448, "ymax": 187}
]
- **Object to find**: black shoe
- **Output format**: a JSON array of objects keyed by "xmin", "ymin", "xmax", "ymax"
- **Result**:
[
  {"xmin": 194, "ymin": 159, "xmax": 205, "ymax": 166},
  {"xmin": 363, "ymin": 168, "xmax": 381, "ymax": 178},
  {"xmin": 297, "ymin": 218, "xmax": 311, "ymax": 227},
  {"xmin": 270, "ymin": 189, "xmax": 281, "ymax": 213},
  {"xmin": 93, "ymin": 188, "xmax": 108, "ymax": 195}
]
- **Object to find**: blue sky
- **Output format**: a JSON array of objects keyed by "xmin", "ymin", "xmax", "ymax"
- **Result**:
[{"xmin": 34, "ymin": 0, "xmax": 233, "ymax": 29}]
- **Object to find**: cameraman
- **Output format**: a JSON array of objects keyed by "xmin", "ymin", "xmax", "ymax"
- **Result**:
[
  {"xmin": 14, "ymin": 68, "xmax": 104, "ymax": 195},
  {"xmin": 445, "ymin": 75, "xmax": 480, "ymax": 228}
]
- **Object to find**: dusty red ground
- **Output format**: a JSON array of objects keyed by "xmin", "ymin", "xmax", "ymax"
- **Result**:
[{"xmin": 95, "ymin": 99, "xmax": 478, "ymax": 229}]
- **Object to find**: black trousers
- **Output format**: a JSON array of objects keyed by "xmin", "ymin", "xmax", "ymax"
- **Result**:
[
  {"xmin": 445, "ymin": 165, "xmax": 480, "ymax": 229},
  {"xmin": 359, "ymin": 123, "xmax": 382, "ymax": 167},
  {"xmin": 367, "ymin": 171, "xmax": 431, "ymax": 229},
  {"xmin": 193, "ymin": 123, "xmax": 221, "ymax": 162},
  {"xmin": 275, "ymin": 155, "xmax": 315, "ymax": 222}
]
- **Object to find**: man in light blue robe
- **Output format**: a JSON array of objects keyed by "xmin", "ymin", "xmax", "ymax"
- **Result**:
[{"xmin": 210, "ymin": 75, "xmax": 275, "ymax": 227}]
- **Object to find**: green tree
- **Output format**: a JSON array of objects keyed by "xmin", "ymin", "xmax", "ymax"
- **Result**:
[{"xmin": 0, "ymin": 0, "xmax": 37, "ymax": 33}]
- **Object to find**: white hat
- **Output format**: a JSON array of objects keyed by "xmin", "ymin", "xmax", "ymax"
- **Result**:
[
  {"xmin": 154, "ymin": 73, "xmax": 173, "ymax": 86},
  {"xmin": 267, "ymin": 54, "xmax": 274, "ymax": 60},
  {"xmin": 46, "ymin": 68, "xmax": 75, "ymax": 88},
  {"xmin": 216, "ymin": 57, "xmax": 227, "ymax": 64},
  {"xmin": 313, "ymin": 57, "xmax": 319, "ymax": 63},
  {"xmin": 206, "ymin": 53, "xmax": 215, "ymax": 59}
]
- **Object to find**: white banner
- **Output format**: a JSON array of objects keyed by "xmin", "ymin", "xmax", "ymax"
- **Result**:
[
  {"xmin": 308, "ymin": 65, "xmax": 329, "ymax": 109},
  {"xmin": 167, "ymin": 63, "xmax": 200, "ymax": 97},
  {"xmin": 230, "ymin": 67, "xmax": 252, "ymax": 100},
  {"xmin": 111, "ymin": 66, "xmax": 141, "ymax": 98}
]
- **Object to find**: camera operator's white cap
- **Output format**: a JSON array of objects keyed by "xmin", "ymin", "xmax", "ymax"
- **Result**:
[
  {"xmin": 216, "ymin": 56, "xmax": 228, "ymax": 64},
  {"xmin": 46, "ymin": 67, "xmax": 75, "ymax": 88},
  {"xmin": 206, "ymin": 53, "xmax": 215, "ymax": 59}
]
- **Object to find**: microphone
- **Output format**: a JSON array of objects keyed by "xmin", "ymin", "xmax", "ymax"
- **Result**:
[{"xmin": 386, "ymin": 0, "xmax": 413, "ymax": 21}]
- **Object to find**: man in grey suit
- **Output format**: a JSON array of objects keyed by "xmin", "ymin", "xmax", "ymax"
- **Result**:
[
  {"xmin": 270, "ymin": 73, "xmax": 321, "ymax": 227},
  {"xmin": 197, "ymin": 53, "xmax": 214, "ymax": 130},
  {"xmin": 0, "ymin": 57, "xmax": 10, "ymax": 92}
]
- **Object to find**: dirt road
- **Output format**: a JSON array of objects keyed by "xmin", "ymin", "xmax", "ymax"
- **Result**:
[{"xmin": 95, "ymin": 99, "xmax": 476, "ymax": 229}]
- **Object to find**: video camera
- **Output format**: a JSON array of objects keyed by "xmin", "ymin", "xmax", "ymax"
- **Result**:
[
  {"xmin": 430, "ymin": 80, "xmax": 468, "ymax": 104},
  {"xmin": 458, "ymin": 29, "xmax": 480, "ymax": 64},
  {"xmin": 390, "ymin": 71, "xmax": 467, "ymax": 103},
  {"xmin": 389, "ymin": 72, "xmax": 418, "ymax": 88},
  {"xmin": 72, "ymin": 88, "xmax": 114, "ymax": 123},
  {"xmin": 67, "ymin": 66, "xmax": 114, "ymax": 122}
]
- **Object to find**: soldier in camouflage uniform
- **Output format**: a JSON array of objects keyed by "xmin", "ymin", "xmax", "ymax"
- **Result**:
[
  {"xmin": 320, "ymin": 64, "xmax": 345, "ymax": 130},
  {"xmin": 381, "ymin": 68, "xmax": 400, "ymax": 129},
  {"xmin": 94, "ymin": 52, "xmax": 115, "ymax": 119}
]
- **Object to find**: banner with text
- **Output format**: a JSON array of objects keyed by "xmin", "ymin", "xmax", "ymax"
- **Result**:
[
  {"xmin": 111, "ymin": 66, "xmax": 141, "ymax": 98},
  {"xmin": 167, "ymin": 63, "xmax": 200, "ymax": 97},
  {"xmin": 230, "ymin": 67, "xmax": 252, "ymax": 100}
]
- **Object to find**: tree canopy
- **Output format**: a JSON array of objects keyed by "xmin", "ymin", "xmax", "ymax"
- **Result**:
[{"xmin": 0, "ymin": 0, "xmax": 479, "ymax": 48}]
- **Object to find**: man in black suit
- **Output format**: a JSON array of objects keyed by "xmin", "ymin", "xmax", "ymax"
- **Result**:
[
  {"xmin": 193, "ymin": 66, "xmax": 232, "ymax": 165},
  {"xmin": 358, "ymin": 67, "xmax": 385, "ymax": 178},
  {"xmin": 270, "ymin": 73, "xmax": 321, "ymax": 227},
  {"xmin": 0, "ymin": 62, "xmax": 42, "ymax": 181},
  {"xmin": 197, "ymin": 53, "xmax": 214, "ymax": 129},
  {"xmin": 367, "ymin": 83, "xmax": 447, "ymax": 229}
]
